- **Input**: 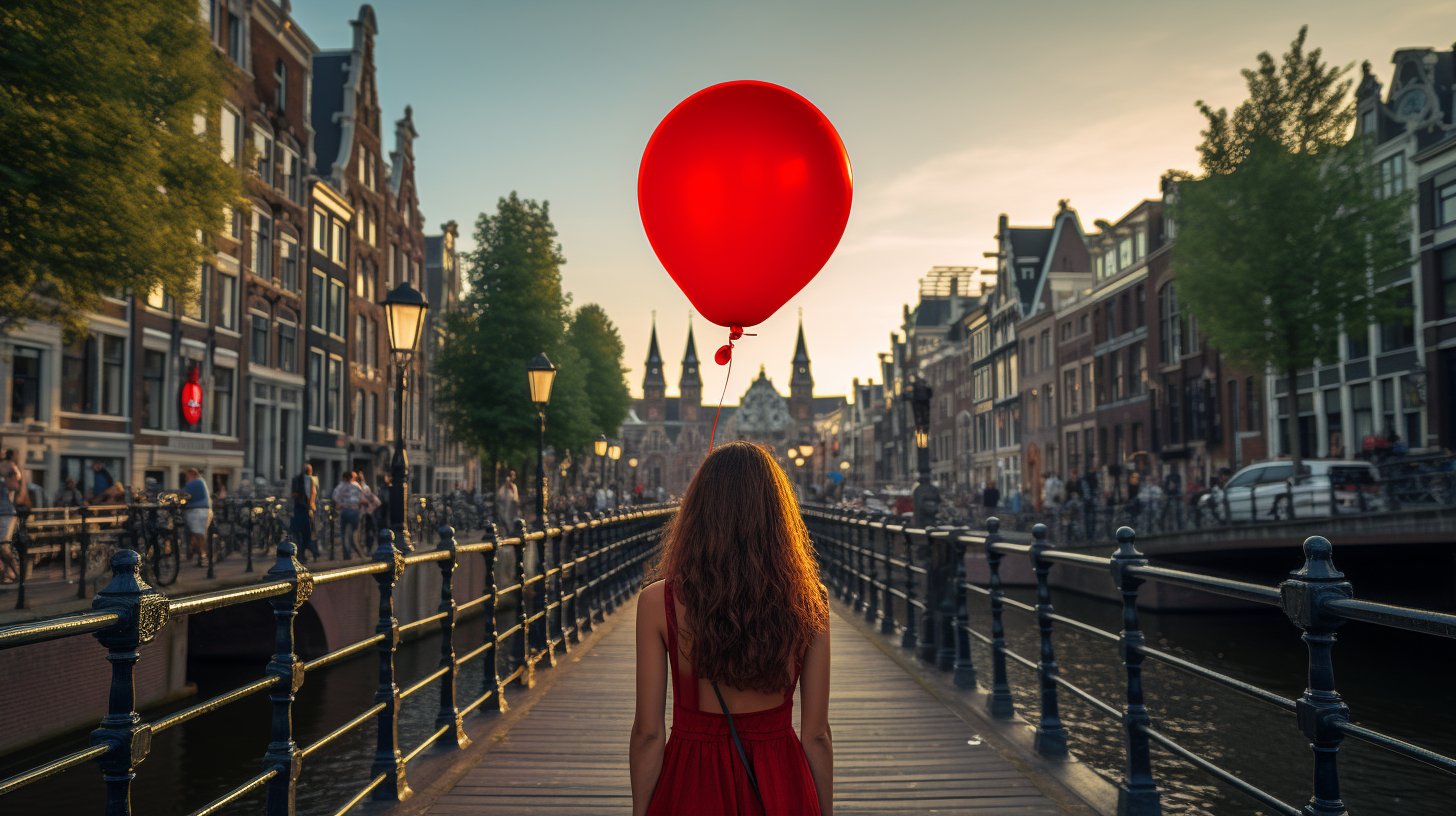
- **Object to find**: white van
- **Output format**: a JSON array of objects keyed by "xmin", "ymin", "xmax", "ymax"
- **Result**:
[{"xmin": 1200, "ymin": 460, "xmax": 1384, "ymax": 522}]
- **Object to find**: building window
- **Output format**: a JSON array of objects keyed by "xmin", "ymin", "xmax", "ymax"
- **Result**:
[
  {"xmin": 1440, "ymin": 247, "xmax": 1456, "ymax": 318},
  {"xmin": 211, "ymin": 365, "xmax": 234, "ymax": 435},
  {"xmin": 61, "ymin": 337, "xmax": 90, "ymax": 413},
  {"xmin": 1135, "ymin": 231, "xmax": 1147, "ymax": 260},
  {"xmin": 356, "ymin": 314, "xmax": 368, "ymax": 365},
  {"xmin": 1166, "ymin": 380, "xmax": 1181, "ymax": 444},
  {"xmin": 280, "ymin": 147, "xmax": 300, "ymax": 203},
  {"xmin": 1440, "ymin": 182, "xmax": 1456, "ymax": 228},
  {"xmin": 326, "ymin": 356, "xmax": 343, "ymax": 430},
  {"xmin": 330, "ymin": 219, "xmax": 347, "ymax": 265},
  {"xmin": 367, "ymin": 317, "xmax": 377, "ymax": 370},
  {"xmin": 312, "ymin": 208, "xmax": 328, "ymax": 254},
  {"xmin": 1159, "ymin": 284, "xmax": 1182, "ymax": 364},
  {"xmin": 273, "ymin": 59, "xmax": 287, "ymax": 111},
  {"xmin": 218, "ymin": 260, "xmax": 238, "ymax": 330},
  {"xmin": 220, "ymin": 106, "xmax": 239, "ymax": 164},
  {"xmin": 1246, "ymin": 376, "xmax": 1259, "ymax": 432},
  {"xmin": 279, "ymin": 236, "xmax": 297, "ymax": 291},
  {"xmin": 278, "ymin": 311, "xmax": 297, "ymax": 374},
  {"xmin": 184, "ymin": 264, "xmax": 209, "ymax": 320},
  {"xmin": 146, "ymin": 284, "xmax": 173, "ymax": 313},
  {"xmin": 1379, "ymin": 285, "xmax": 1414, "ymax": 351},
  {"xmin": 308, "ymin": 270, "xmax": 326, "ymax": 330},
  {"xmin": 61, "ymin": 334, "xmax": 126, "ymax": 416},
  {"xmin": 1376, "ymin": 153, "xmax": 1405, "ymax": 198},
  {"xmin": 367, "ymin": 392, "xmax": 378, "ymax": 441},
  {"xmin": 253, "ymin": 127, "xmax": 273, "ymax": 183},
  {"xmin": 353, "ymin": 389, "xmax": 365, "ymax": 437},
  {"xmin": 1119, "ymin": 238, "xmax": 1133, "ymax": 268},
  {"xmin": 141, "ymin": 350, "xmax": 166, "ymax": 430},
  {"xmin": 328, "ymin": 280, "xmax": 346, "ymax": 337},
  {"xmin": 1113, "ymin": 352, "xmax": 1125, "ymax": 401},
  {"xmin": 1351, "ymin": 383, "xmax": 1373, "ymax": 444},
  {"xmin": 308, "ymin": 350, "xmax": 324, "ymax": 428},
  {"xmin": 227, "ymin": 12, "xmax": 244, "ymax": 62},
  {"xmin": 251, "ymin": 313, "xmax": 270, "ymax": 366},
  {"xmin": 1105, "ymin": 299, "xmax": 1117, "ymax": 340},
  {"xmin": 252, "ymin": 211, "xmax": 272, "ymax": 279}
]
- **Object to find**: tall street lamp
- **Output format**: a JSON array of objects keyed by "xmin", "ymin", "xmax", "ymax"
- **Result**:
[
  {"xmin": 594, "ymin": 434, "xmax": 608, "ymax": 506},
  {"xmin": 628, "ymin": 457, "xmax": 638, "ymax": 504},
  {"xmin": 607, "ymin": 442, "xmax": 622, "ymax": 507},
  {"xmin": 910, "ymin": 377, "xmax": 939, "ymax": 528},
  {"xmin": 382, "ymin": 281, "xmax": 428, "ymax": 553},
  {"xmin": 526, "ymin": 353, "xmax": 557, "ymax": 531}
]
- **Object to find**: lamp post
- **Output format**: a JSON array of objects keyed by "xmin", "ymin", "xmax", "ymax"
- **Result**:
[
  {"xmin": 910, "ymin": 378, "xmax": 939, "ymax": 528},
  {"xmin": 798, "ymin": 443, "xmax": 814, "ymax": 496},
  {"xmin": 628, "ymin": 457, "xmax": 638, "ymax": 504},
  {"xmin": 526, "ymin": 353, "xmax": 557, "ymax": 531},
  {"xmin": 607, "ymin": 442, "xmax": 622, "ymax": 508},
  {"xmin": 840, "ymin": 459, "xmax": 851, "ymax": 500},
  {"xmin": 382, "ymin": 282, "xmax": 428, "ymax": 553},
  {"xmin": 594, "ymin": 434, "xmax": 608, "ymax": 508}
]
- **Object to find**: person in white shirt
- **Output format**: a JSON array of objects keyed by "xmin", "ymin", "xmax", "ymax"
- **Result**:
[
  {"xmin": 1042, "ymin": 473, "xmax": 1063, "ymax": 511},
  {"xmin": 331, "ymin": 472, "xmax": 364, "ymax": 558}
]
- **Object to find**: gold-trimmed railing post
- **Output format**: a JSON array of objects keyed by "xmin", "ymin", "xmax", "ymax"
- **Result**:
[
  {"xmin": 264, "ymin": 540, "xmax": 311, "ymax": 815},
  {"xmin": 89, "ymin": 550, "xmax": 170, "ymax": 816},
  {"xmin": 435, "ymin": 524, "xmax": 470, "ymax": 750},
  {"xmin": 370, "ymin": 529, "xmax": 411, "ymax": 801}
]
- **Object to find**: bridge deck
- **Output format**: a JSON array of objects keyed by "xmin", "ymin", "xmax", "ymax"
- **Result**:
[{"xmin": 427, "ymin": 596, "xmax": 1070, "ymax": 815}]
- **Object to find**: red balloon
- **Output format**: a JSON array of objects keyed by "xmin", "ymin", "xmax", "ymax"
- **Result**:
[{"xmin": 638, "ymin": 81, "xmax": 852, "ymax": 328}]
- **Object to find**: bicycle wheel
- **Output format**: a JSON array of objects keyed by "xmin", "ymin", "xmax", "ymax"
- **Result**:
[{"xmin": 153, "ymin": 526, "xmax": 181, "ymax": 586}]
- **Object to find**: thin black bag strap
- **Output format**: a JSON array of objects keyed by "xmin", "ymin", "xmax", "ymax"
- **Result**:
[{"xmin": 711, "ymin": 680, "xmax": 765, "ymax": 812}]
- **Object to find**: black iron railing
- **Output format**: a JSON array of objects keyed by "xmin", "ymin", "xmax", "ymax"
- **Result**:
[
  {"xmin": 803, "ymin": 505, "xmax": 1456, "ymax": 816},
  {"xmin": 0, "ymin": 505, "xmax": 674, "ymax": 816},
  {"xmin": 4, "ymin": 492, "xmax": 505, "ymax": 609}
]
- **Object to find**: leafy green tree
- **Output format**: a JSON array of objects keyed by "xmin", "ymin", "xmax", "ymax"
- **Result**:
[
  {"xmin": 0, "ymin": 0, "xmax": 243, "ymax": 337},
  {"xmin": 434, "ymin": 192, "xmax": 598, "ymax": 511},
  {"xmin": 569, "ymin": 304, "xmax": 632, "ymax": 438},
  {"xmin": 1172, "ymin": 26, "xmax": 1411, "ymax": 475}
]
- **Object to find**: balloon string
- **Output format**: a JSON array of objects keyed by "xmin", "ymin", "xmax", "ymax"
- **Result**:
[{"xmin": 709, "ymin": 354, "xmax": 732, "ymax": 452}]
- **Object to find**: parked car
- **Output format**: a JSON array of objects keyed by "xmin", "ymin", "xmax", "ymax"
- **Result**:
[{"xmin": 1199, "ymin": 460, "xmax": 1384, "ymax": 522}]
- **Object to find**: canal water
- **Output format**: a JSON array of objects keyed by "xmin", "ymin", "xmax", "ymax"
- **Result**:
[
  {"xmin": 978, "ymin": 587, "xmax": 1456, "ymax": 816},
  {"xmin": 3, "ymin": 592, "xmax": 1454, "ymax": 815}
]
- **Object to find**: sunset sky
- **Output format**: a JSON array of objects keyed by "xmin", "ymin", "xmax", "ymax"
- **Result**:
[{"xmin": 291, "ymin": 0, "xmax": 1453, "ymax": 403}]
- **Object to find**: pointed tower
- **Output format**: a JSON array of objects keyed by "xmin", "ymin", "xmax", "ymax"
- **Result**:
[
  {"xmin": 789, "ymin": 315, "xmax": 815, "ymax": 435},
  {"xmin": 643, "ymin": 316, "xmax": 667, "ymax": 421},
  {"xmin": 680, "ymin": 321, "xmax": 702, "ymax": 422}
]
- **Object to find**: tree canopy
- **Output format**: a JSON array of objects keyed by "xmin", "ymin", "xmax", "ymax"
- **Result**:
[
  {"xmin": 433, "ymin": 193, "xmax": 631, "ymax": 492},
  {"xmin": 0, "ymin": 0, "xmax": 243, "ymax": 337},
  {"xmin": 1172, "ymin": 26, "xmax": 1411, "ymax": 473}
]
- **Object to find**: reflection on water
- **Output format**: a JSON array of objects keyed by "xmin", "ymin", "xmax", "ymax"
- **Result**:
[
  {"xmin": 976, "ymin": 588, "xmax": 1456, "ymax": 816},
  {"xmin": 0, "ymin": 615, "xmax": 502, "ymax": 816},
  {"xmin": 5, "ymin": 592, "xmax": 1455, "ymax": 815}
]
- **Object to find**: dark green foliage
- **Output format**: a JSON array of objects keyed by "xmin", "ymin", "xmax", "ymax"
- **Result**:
[
  {"xmin": 568, "ymin": 304, "xmax": 632, "ymax": 438},
  {"xmin": 1172, "ymin": 26, "xmax": 1412, "ymax": 470},
  {"xmin": 0, "ymin": 0, "xmax": 244, "ymax": 337},
  {"xmin": 433, "ymin": 193, "xmax": 629, "ymax": 478}
]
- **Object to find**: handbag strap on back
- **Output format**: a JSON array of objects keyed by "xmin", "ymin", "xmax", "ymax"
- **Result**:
[{"xmin": 711, "ymin": 680, "xmax": 765, "ymax": 812}]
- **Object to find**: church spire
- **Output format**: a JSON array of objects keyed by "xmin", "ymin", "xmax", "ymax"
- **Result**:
[
  {"xmin": 643, "ymin": 313, "xmax": 666, "ymax": 392},
  {"xmin": 681, "ymin": 320, "xmax": 701, "ymax": 388},
  {"xmin": 792, "ymin": 314, "xmax": 810, "ymax": 365}
]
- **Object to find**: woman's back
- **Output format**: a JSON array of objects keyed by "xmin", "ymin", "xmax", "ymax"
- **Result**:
[
  {"xmin": 630, "ymin": 442, "xmax": 834, "ymax": 816},
  {"xmin": 666, "ymin": 580, "xmax": 799, "ymax": 715}
]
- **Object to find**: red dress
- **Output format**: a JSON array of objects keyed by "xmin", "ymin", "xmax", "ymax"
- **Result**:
[{"xmin": 646, "ymin": 581, "xmax": 821, "ymax": 816}]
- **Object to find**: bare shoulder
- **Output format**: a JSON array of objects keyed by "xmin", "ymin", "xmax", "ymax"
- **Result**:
[{"xmin": 638, "ymin": 580, "xmax": 666, "ymax": 626}]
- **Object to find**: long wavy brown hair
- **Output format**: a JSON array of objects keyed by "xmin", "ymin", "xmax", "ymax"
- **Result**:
[{"xmin": 651, "ymin": 441, "xmax": 829, "ymax": 694}]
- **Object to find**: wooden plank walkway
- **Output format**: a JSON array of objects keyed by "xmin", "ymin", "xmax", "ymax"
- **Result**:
[{"xmin": 428, "ymin": 596, "xmax": 1071, "ymax": 815}]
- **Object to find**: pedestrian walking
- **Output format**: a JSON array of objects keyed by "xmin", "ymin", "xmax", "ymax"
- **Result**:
[
  {"xmin": 331, "ymin": 472, "xmax": 364, "ymax": 558},
  {"xmin": 181, "ymin": 467, "xmax": 211, "ymax": 565},
  {"xmin": 981, "ymin": 481, "xmax": 1000, "ymax": 512},
  {"xmin": 90, "ymin": 461, "xmax": 114, "ymax": 501},
  {"xmin": 0, "ymin": 471, "xmax": 19, "ymax": 584},
  {"xmin": 291, "ymin": 464, "xmax": 321, "ymax": 562},
  {"xmin": 55, "ymin": 477, "xmax": 84, "ymax": 508},
  {"xmin": 496, "ymin": 470, "xmax": 521, "ymax": 529}
]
